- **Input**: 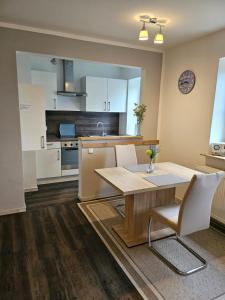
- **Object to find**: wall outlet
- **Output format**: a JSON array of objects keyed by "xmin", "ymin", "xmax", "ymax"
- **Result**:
[{"xmin": 88, "ymin": 148, "xmax": 94, "ymax": 154}]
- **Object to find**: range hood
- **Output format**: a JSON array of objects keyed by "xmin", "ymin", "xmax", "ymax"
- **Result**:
[{"xmin": 57, "ymin": 59, "xmax": 87, "ymax": 97}]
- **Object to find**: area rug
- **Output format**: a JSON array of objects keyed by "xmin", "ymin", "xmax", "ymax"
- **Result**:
[{"xmin": 78, "ymin": 197, "xmax": 225, "ymax": 300}]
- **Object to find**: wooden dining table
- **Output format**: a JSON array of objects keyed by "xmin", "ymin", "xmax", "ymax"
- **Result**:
[{"xmin": 95, "ymin": 162, "xmax": 201, "ymax": 247}]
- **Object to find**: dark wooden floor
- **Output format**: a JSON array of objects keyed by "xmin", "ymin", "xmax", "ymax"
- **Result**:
[{"xmin": 0, "ymin": 181, "xmax": 142, "ymax": 300}]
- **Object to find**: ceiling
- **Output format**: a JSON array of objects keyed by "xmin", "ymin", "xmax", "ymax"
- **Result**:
[{"xmin": 1, "ymin": 0, "xmax": 225, "ymax": 50}]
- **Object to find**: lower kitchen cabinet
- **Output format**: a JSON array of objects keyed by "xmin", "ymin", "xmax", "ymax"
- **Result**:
[{"xmin": 36, "ymin": 143, "xmax": 61, "ymax": 179}]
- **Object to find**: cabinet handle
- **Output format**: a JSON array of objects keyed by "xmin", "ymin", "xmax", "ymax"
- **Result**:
[
  {"xmin": 41, "ymin": 136, "xmax": 45, "ymax": 149},
  {"xmin": 54, "ymin": 98, "xmax": 57, "ymax": 109},
  {"xmin": 104, "ymin": 101, "xmax": 106, "ymax": 111},
  {"xmin": 57, "ymin": 150, "xmax": 60, "ymax": 160},
  {"xmin": 108, "ymin": 101, "xmax": 110, "ymax": 111}
]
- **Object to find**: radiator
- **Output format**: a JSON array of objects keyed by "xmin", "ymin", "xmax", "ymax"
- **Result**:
[{"xmin": 196, "ymin": 165, "xmax": 225, "ymax": 224}]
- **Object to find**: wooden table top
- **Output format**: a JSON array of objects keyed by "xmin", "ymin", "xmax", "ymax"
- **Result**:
[{"xmin": 95, "ymin": 162, "xmax": 202, "ymax": 195}]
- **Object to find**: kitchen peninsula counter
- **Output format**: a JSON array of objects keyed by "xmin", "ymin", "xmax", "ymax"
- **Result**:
[{"xmin": 47, "ymin": 135, "xmax": 144, "ymax": 142}]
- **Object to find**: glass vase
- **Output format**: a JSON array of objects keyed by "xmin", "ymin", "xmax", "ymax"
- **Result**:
[
  {"xmin": 135, "ymin": 123, "xmax": 141, "ymax": 136},
  {"xmin": 146, "ymin": 159, "xmax": 154, "ymax": 173}
]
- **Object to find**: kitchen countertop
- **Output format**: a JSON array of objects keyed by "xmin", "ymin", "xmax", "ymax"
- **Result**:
[
  {"xmin": 47, "ymin": 135, "xmax": 79, "ymax": 142},
  {"xmin": 47, "ymin": 135, "xmax": 143, "ymax": 142}
]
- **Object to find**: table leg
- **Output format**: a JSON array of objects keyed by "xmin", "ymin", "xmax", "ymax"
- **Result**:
[{"xmin": 112, "ymin": 187, "xmax": 175, "ymax": 247}]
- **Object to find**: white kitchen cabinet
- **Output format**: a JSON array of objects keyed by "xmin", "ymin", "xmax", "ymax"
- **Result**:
[
  {"xmin": 31, "ymin": 70, "xmax": 57, "ymax": 110},
  {"xmin": 36, "ymin": 142, "xmax": 61, "ymax": 179},
  {"xmin": 107, "ymin": 78, "xmax": 127, "ymax": 112},
  {"xmin": 18, "ymin": 84, "xmax": 46, "ymax": 151},
  {"xmin": 81, "ymin": 76, "xmax": 108, "ymax": 112},
  {"xmin": 82, "ymin": 76, "xmax": 127, "ymax": 112}
]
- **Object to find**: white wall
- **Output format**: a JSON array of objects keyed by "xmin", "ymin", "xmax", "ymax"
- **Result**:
[
  {"xmin": 119, "ymin": 67, "xmax": 141, "ymax": 80},
  {"xmin": 16, "ymin": 53, "xmax": 32, "ymax": 84},
  {"xmin": 159, "ymin": 29, "xmax": 225, "ymax": 169},
  {"xmin": 210, "ymin": 58, "xmax": 225, "ymax": 143}
]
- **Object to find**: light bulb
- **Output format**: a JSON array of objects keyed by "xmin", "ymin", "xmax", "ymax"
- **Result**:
[
  {"xmin": 154, "ymin": 26, "xmax": 164, "ymax": 44},
  {"xmin": 139, "ymin": 22, "xmax": 149, "ymax": 41}
]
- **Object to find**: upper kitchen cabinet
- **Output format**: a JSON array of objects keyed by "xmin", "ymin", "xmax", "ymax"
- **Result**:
[
  {"xmin": 81, "ymin": 76, "xmax": 108, "ymax": 112},
  {"xmin": 81, "ymin": 76, "xmax": 127, "ymax": 113},
  {"xmin": 107, "ymin": 78, "xmax": 127, "ymax": 112},
  {"xmin": 31, "ymin": 70, "xmax": 57, "ymax": 110},
  {"xmin": 18, "ymin": 84, "xmax": 46, "ymax": 151}
]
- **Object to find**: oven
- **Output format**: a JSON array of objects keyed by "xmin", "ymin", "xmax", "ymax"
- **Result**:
[{"xmin": 61, "ymin": 141, "xmax": 79, "ymax": 176}]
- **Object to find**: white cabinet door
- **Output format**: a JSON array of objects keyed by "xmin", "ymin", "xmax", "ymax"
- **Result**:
[
  {"xmin": 36, "ymin": 148, "xmax": 61, "ymax": 179},
  {"xmin": 85, "ymin": 76, "xmax": 108, "ymax": 112},
  {"xmin": 18, "ymin": 84, "xmax": 46, "ymax": 151},
  {"xmin": 31, "ymin": 70, "xmax": 57, "ymax": 110},
  {"xmin": 107, "ymin": 79, "xmax": 127, "ymax": 113}
]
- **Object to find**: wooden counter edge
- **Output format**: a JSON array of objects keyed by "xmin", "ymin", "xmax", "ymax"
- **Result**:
[
  {"xmin": 79, "ymin": 135, "xmax": 143, "ymax": 141},
  {"xmin": 81, "ymin": 139, "xmax": 159, "ymax": 148}
]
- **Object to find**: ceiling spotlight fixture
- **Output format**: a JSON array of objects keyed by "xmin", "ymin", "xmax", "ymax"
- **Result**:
[
  {"xmin": 139, "ymin": 21, "xmax": 148, "ymax": 41},
  {"xmin": 138, "ymin": 15, "xmax": 165, "ymax": 44},
  {"xmin": 154, "ymin": 25, "xmax": 164, "ymax": 44}
]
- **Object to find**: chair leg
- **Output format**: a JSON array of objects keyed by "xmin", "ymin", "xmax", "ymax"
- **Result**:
[
  {"xmin": 148, "ymin": 218, "xmax": 153, "ymax": 247},
  {"xmin": 148, "ymin": 223, "xmax": 207, "ymax": 276},
  {"xmin": 148, "ymin": 217, "xmax": 176, "ymax": 246}
]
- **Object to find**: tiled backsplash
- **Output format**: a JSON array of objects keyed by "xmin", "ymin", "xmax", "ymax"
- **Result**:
[{"xmin": 46, "ymin": 111, "xmax": 119, "ymax": 137}]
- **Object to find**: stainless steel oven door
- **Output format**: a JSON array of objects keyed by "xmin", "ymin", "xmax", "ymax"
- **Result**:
[{"xmin": 61, "ymin": 147, "xmax": 78, "ymax": 170}]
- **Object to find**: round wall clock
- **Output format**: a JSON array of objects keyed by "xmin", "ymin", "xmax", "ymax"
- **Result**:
[{"xmin": 178, "ymin": 70, "xmax": 195, "ymax": 94}]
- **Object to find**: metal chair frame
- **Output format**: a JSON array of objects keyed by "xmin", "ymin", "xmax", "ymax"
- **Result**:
[{"xmin": 148, "ymin": 218, "xmax": 207, "ymax": 276}]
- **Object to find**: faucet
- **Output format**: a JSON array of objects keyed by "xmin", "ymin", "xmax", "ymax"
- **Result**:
[{"xmin": 97, "ymin": 121, "xmax": 106, "ymax": 136}]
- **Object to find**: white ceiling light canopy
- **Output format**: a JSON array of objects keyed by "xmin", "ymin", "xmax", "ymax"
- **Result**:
[{"xmin": 138, "ymin": 15, "xmax": 166, "ymax": 44}]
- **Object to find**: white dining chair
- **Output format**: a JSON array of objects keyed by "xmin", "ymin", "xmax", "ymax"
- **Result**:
[
  {"xmin": 148, "ymin": 171, "xmax": 224, "ymax": 276},
  {"xmin": 115, "ymin": 144, "xmax": 138, "ymax": 167}
]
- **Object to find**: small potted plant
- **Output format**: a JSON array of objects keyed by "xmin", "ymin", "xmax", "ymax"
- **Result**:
[
  {"xmin": 133, "ymin": 103, "xmax": 147, "ymax": 136},
  {"xmin": 146, "ymin": 147, "xmax": 158, "ymax": 173}
]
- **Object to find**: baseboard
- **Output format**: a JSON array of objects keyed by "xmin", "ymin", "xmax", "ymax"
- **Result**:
[
  {"xmin": 0, "ymin": 206, "xmax": 26, "ymax": 216},
  {"xmin": 38, "ymin": 175, "xmax": 78, "ymax": 185},
  {"xmin": 211, "ymin": 213, "xmax": 225, "ymax": 224},
  {"xmin": 210, "ymin": 217, "xmax": 225, "ymax": 234},
  {"xmin": 24, "ymin": 187, "xmax": 38, "ymax": 193}
]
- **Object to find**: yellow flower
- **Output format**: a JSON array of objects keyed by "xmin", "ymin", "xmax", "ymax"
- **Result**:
[{"xmin": 146, "ymin": 149, "xmax": 153, "ymax": 157}]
